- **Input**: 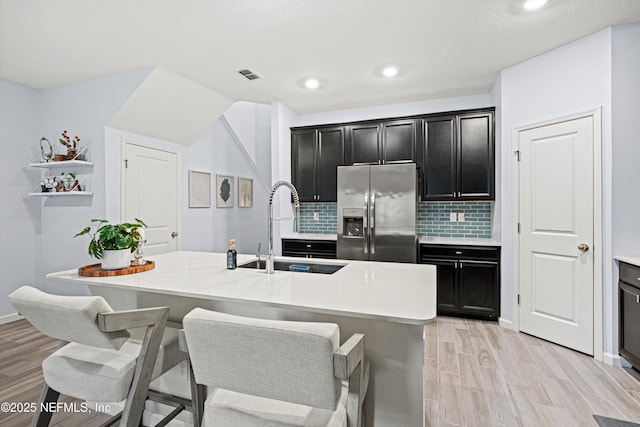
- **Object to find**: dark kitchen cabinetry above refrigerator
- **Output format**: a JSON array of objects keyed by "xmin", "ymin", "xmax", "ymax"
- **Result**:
[
  {"xmin": 290, "ymin": 107, "xmax": 494, "ymax": 203},
  {"xmin": 291, "ymin": 126, "xmax": 346, "ymax": 202},
  {"xmin": 420, "ymin": 244, "xmax": 500, "ymax": 320},
  {"xmin": 348, "ymin": 119, "xmax": 418, "ymax": 165},
  {"xmin": 423, "ymin": 111, "xmax": 494, "ymax": 201}
]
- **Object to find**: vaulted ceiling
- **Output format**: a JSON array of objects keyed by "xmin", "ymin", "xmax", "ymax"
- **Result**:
[{"xmin": 2, "ymin": 0, "xmax": 640, "ymax": 114}]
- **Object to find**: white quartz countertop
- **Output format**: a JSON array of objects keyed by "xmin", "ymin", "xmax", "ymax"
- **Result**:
[
  {"xmin": 47, "ymin": 251, "xmax": 436, "ymax": 325},
  {"xmin": 281, "ymin": 233, "xmax": 337, "ymax": 241},
  {"xmin": 615, "ymin": 256, "xmax": 640, "ymax": 268},
  {"xmin": 419, "ymin": 236, "xmax": 501, "ymax": 246}
]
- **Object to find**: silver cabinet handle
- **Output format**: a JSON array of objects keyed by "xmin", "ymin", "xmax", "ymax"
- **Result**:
[{"xmin": 171, "ymin": 232, "xmax": 178, "ymax": 238}]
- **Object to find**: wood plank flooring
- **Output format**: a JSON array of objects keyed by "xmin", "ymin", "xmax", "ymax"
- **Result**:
[
  {"xmin": 425, "ymin": 316, "xmax": 640, "ymax": 426},
  {"xmin": 0, "ymin": 319, "xmax": 113, "ymax": 427},
  {"xmin": 3, "ymin": 317, "xmax": 640, "ymax": 426}
]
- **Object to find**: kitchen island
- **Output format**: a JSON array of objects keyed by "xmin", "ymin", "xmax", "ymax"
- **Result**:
[{"xmin": 47, "ymin": 251, "xmax": 437, "ymax": 427}]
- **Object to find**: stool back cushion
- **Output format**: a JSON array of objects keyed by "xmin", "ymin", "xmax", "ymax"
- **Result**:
[
  {"xmin": 9, "ymin": 286, "xmax": 129, "ymax": 350},
  {"xmin": 184, "ymin": 308, "xmax": 341, "ymax": 411}
]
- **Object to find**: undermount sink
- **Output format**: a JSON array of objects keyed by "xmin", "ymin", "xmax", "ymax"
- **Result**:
[{"xmin": 238, "ymin": 259, "xmax": 346, "ymax": 274}]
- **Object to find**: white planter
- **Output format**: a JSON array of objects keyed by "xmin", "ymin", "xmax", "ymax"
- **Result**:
[{"xmin": 101, "ymin": 249, "xmax": 131, "ymax": 270}]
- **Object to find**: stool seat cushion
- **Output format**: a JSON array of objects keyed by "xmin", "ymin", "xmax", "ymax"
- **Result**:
[
  {"xmin": 205, "ymin": 388, "xmax": 347, "ymax": 427},
  {"xmin": 43, "ymin": 341, "xmax": 138, "ymax": 402}
]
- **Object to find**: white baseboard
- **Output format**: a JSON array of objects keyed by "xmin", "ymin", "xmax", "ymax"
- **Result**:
[
  {"xmin": 498, "ymin": 317, "xmax": 514, "ymax": 330},
  {"xmin": 603, "ymin": 351, "xmax": 631, "ymax": 368},
  {"xmin": 0, "ymin": 312, "xmax": 23, "ymax": 325}
]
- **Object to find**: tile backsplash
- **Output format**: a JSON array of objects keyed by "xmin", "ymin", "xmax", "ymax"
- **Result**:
[{"xmin": 299, "ymin": 201, "xmax": 492, "ymax": 238}]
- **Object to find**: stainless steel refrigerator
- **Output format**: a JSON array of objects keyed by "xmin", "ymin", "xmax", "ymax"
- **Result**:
[{"xmin": 337, "ymin": 163, "xmax": 417, "ymax": 263}]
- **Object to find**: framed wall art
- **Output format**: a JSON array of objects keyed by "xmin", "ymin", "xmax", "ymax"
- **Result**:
[
  {"xmin": 238, "ymin": 177, "xmax": 253, "ymax": 208},
  {"xmin": 188, "ymin": 170, "xmax": 211, "ymax": 208},
  {"xmin": 216, "ymin": 174, "xmax": 234, "ymax": 208}
]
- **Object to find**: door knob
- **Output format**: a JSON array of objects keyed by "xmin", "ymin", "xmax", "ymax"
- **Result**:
[
  {"xmin": 171, "ymin": 232, "xmax": 178, "ymax": 238},
  {"xmin": 578, "ymin": 243, "xmax": 589, "ymax": 252}
]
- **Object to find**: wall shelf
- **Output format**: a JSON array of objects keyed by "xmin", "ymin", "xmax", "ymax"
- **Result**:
[
  {"xmin": 29, "ymin": 160, "xmax": 94, "ymax": 169},
  {"xmin": 28, "ymin": 191, "xmax": 93, "ymax": 197},
  {"xmin": 28, "ymin": 146, "xmax": 93, "ymax": 197}
]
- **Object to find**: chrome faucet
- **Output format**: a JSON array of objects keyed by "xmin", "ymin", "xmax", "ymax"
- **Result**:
[{"xmin": 267, "ymin": 181, "xmax": 300, "ymax": 274}]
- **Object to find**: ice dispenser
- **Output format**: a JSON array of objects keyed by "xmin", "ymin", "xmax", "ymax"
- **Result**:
[{"xmin": 342, "ymin": 208, "xmax": 364, "ymax": 237}]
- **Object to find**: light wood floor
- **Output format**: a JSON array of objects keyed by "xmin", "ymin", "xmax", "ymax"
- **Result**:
[
  {"xmin": 425, "ymin": 316, "xmax": 640, "ymax": 426},
  {"xmin": 3, "ymin": 318, "xmax": 640, "ymax": 427}
]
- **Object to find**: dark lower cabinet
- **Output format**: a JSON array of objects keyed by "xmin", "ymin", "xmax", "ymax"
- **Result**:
[
  {"xmin": 282, "ymin": 239, "xmax": 337, "ymax": 259},
  {"xmin": 619, "ymin": 262, "xmax": 640, "ymax": 370},
  {"xmin": 420, "ymin": 244, "xmax": 500, "ymax": 320}
]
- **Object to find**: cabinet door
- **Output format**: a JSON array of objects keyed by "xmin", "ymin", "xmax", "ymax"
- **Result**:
[
  {"xmin": 349, "ymin": 124, "xmax": 380, "ymax": 165},
  {"xmin": 316, "ymin": 127, "xmax": 345, "ymax": 202},
  {"xmin": 424, "ymin": 259, "xmax": 457, "ymax": 314},
  {"xmin": 458, "ymin": 112, "xmax": 494, "ymax": 199},
  {"xmin": 291, "ymin": 129, "xmax": 317, "ymax": 202},
  {"xmin": 382, "ymin": 119, "xmax": 416, "ymax": 164},
  {"xmin": 423, "ymin": 116, "xmax": 456, "ymax": 200},
  {"xmin": 458, "ymin": 261, "xmax": 499, "ymax": 318}
]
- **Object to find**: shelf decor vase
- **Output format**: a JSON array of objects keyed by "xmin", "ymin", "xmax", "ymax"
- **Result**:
[{"xmin": 101, "ymin": 249, "xmax": 131, "ymax": 270}]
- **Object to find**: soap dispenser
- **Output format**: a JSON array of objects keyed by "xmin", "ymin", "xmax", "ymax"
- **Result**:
[{"xmin": 226, "ymin": 239, "xmax": 237, "ymax": 270}]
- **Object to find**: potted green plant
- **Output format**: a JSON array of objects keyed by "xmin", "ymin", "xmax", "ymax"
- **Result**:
[{"xmin": 75, "ymin": 218, "xmax": 147, "ymax": 270}]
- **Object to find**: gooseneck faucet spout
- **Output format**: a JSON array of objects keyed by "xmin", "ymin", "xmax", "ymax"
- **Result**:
[{"xmin": 267, "ymin": 180, "xmax": 300, "ymax": 274}]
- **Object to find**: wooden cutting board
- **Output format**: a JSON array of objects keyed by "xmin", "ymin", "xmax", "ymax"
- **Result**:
[{"xmin": 78, "ymin": 260, "xmax": 155, "ymax": 277}]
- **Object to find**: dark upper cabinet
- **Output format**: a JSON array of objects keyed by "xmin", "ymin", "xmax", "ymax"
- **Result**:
[
  {"xmin": 423, "ymin": 116, "xmax": 456, "ymax": 199},
  {"xmin": 382, "ymin": 119, "xmax": 417, "ymax": 164},
  {"xmin": 348, "ymin": 119, "xmax": 417, "ymax": 165},
  {"xmin": 291, "ymin": 129, "xmax": 316, "ymax": 202},
  {"xmin": 349, "ymin": 123, "xmax": 380, "ymax": 165},
  {"xmin": 458, "ymin": 112, "xmax": 494, "ymax": 199},
  {"xmin": 316, "ymin": 127, "xmax": 345, "ymax": 201},
  {"xmin": 291, "ymin": 126, "xmax": 345, "ymax": 202},
  {"xmin": 422, "ymin": 110, "xmax": 494, "ymax": 200}
]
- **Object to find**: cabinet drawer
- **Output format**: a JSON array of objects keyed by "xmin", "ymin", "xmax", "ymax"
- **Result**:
[
  {"xmin": 419, "ymin": 244, "xmax": 498, "ymax": 261},
  {"xmin": 620, "ymin": 262, "xmax": 640, "ymax": 286},
  {"xmin": 282, "ymin": 239, "xmax": 337, "ymax": 258}
]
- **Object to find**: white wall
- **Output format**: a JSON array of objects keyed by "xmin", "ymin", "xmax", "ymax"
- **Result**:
[
  {"xmin": 105, "ymin": 112, "xmax": 271, "ymax": 257},
  {"xmin": 0, "ymin": 79, "xmax": 41, "ymax": 318},
  {"xmin": 497, "ymin": 29, "xmax": 614, "ymax": 351},
  {"xmin": 611, "ymin": 23, "xmax": 640, "ymax": 355}
]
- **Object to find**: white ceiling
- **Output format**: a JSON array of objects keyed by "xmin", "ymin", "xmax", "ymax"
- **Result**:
[{"xmin": 2, "ymin": 0, "xmax": 640, "ymax": 114}]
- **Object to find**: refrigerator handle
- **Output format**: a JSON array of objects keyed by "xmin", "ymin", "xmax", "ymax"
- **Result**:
[
  {"xmin": 363, "ymin": 192, "xmax": 369, "ymax": 254},
  {"xmin": 370, "ymin": 192, "xmax": 375, "ymax": 254}
]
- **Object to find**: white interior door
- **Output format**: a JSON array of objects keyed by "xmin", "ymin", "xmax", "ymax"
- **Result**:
[
  {"xmin": 122, "ymin": 141, "xmax": 179, "ymax": 255},
  {"xmin": 518, "ymin": 115, "xmax": 594, "ymax": 355}
]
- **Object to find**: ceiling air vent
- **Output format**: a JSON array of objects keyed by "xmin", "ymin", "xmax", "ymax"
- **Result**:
[{"xmin": 238, "ymin": 68, "xmax": 263, "ymax": 81}]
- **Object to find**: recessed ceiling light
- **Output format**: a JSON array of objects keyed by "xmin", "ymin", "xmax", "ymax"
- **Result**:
[
  {"xmin": 382, "ymin": 66, "xmax": 399, "ymax": 78},
  {"xmin": 524, "ymin": 0, "xmax": 547, "ymax": 10},
  {"xmin": 304, "ymin": 78, "xmax": 320, "ymax": 89}
]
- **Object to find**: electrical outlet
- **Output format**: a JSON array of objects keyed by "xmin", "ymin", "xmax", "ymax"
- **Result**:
[
  {"xmin": 313, "ymin": 212, "xmax": 320, "ymax": 221},
  {"xmin": 458, "ymin": 213, "xmax": 465, "ymax": 222},
  {"xmin": 449, "ymin": 212, "xmax": 457, "ymax": 222}
]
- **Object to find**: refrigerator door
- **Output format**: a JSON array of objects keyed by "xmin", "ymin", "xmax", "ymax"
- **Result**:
[
  {"xmin": 337, "ymin": 166, "xmax": 371, "ymax": 260},
  {"xmin": 369, "ymin": 163, "xmax": 417, "ymax": 263}
]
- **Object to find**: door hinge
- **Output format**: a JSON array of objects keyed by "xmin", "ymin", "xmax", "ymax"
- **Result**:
[
  {"xmin": 514, "ymin": 150, "xmax": 521, "ymax": 161},
  {"xmin": 517, "ymin": 223, "xmax": 521, "ymax": 233},
  {"xmin": 517, "ymin": 294, "xmax": 520, "ymax": 305},
  {"xmin": 124, "ymin": 159, "xmax": 128, "ymax": 169}
]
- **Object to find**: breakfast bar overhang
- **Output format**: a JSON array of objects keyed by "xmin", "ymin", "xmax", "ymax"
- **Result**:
[{"xmin": 47, "ymin": 251, "xmax": 437, "ymax": 427}]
